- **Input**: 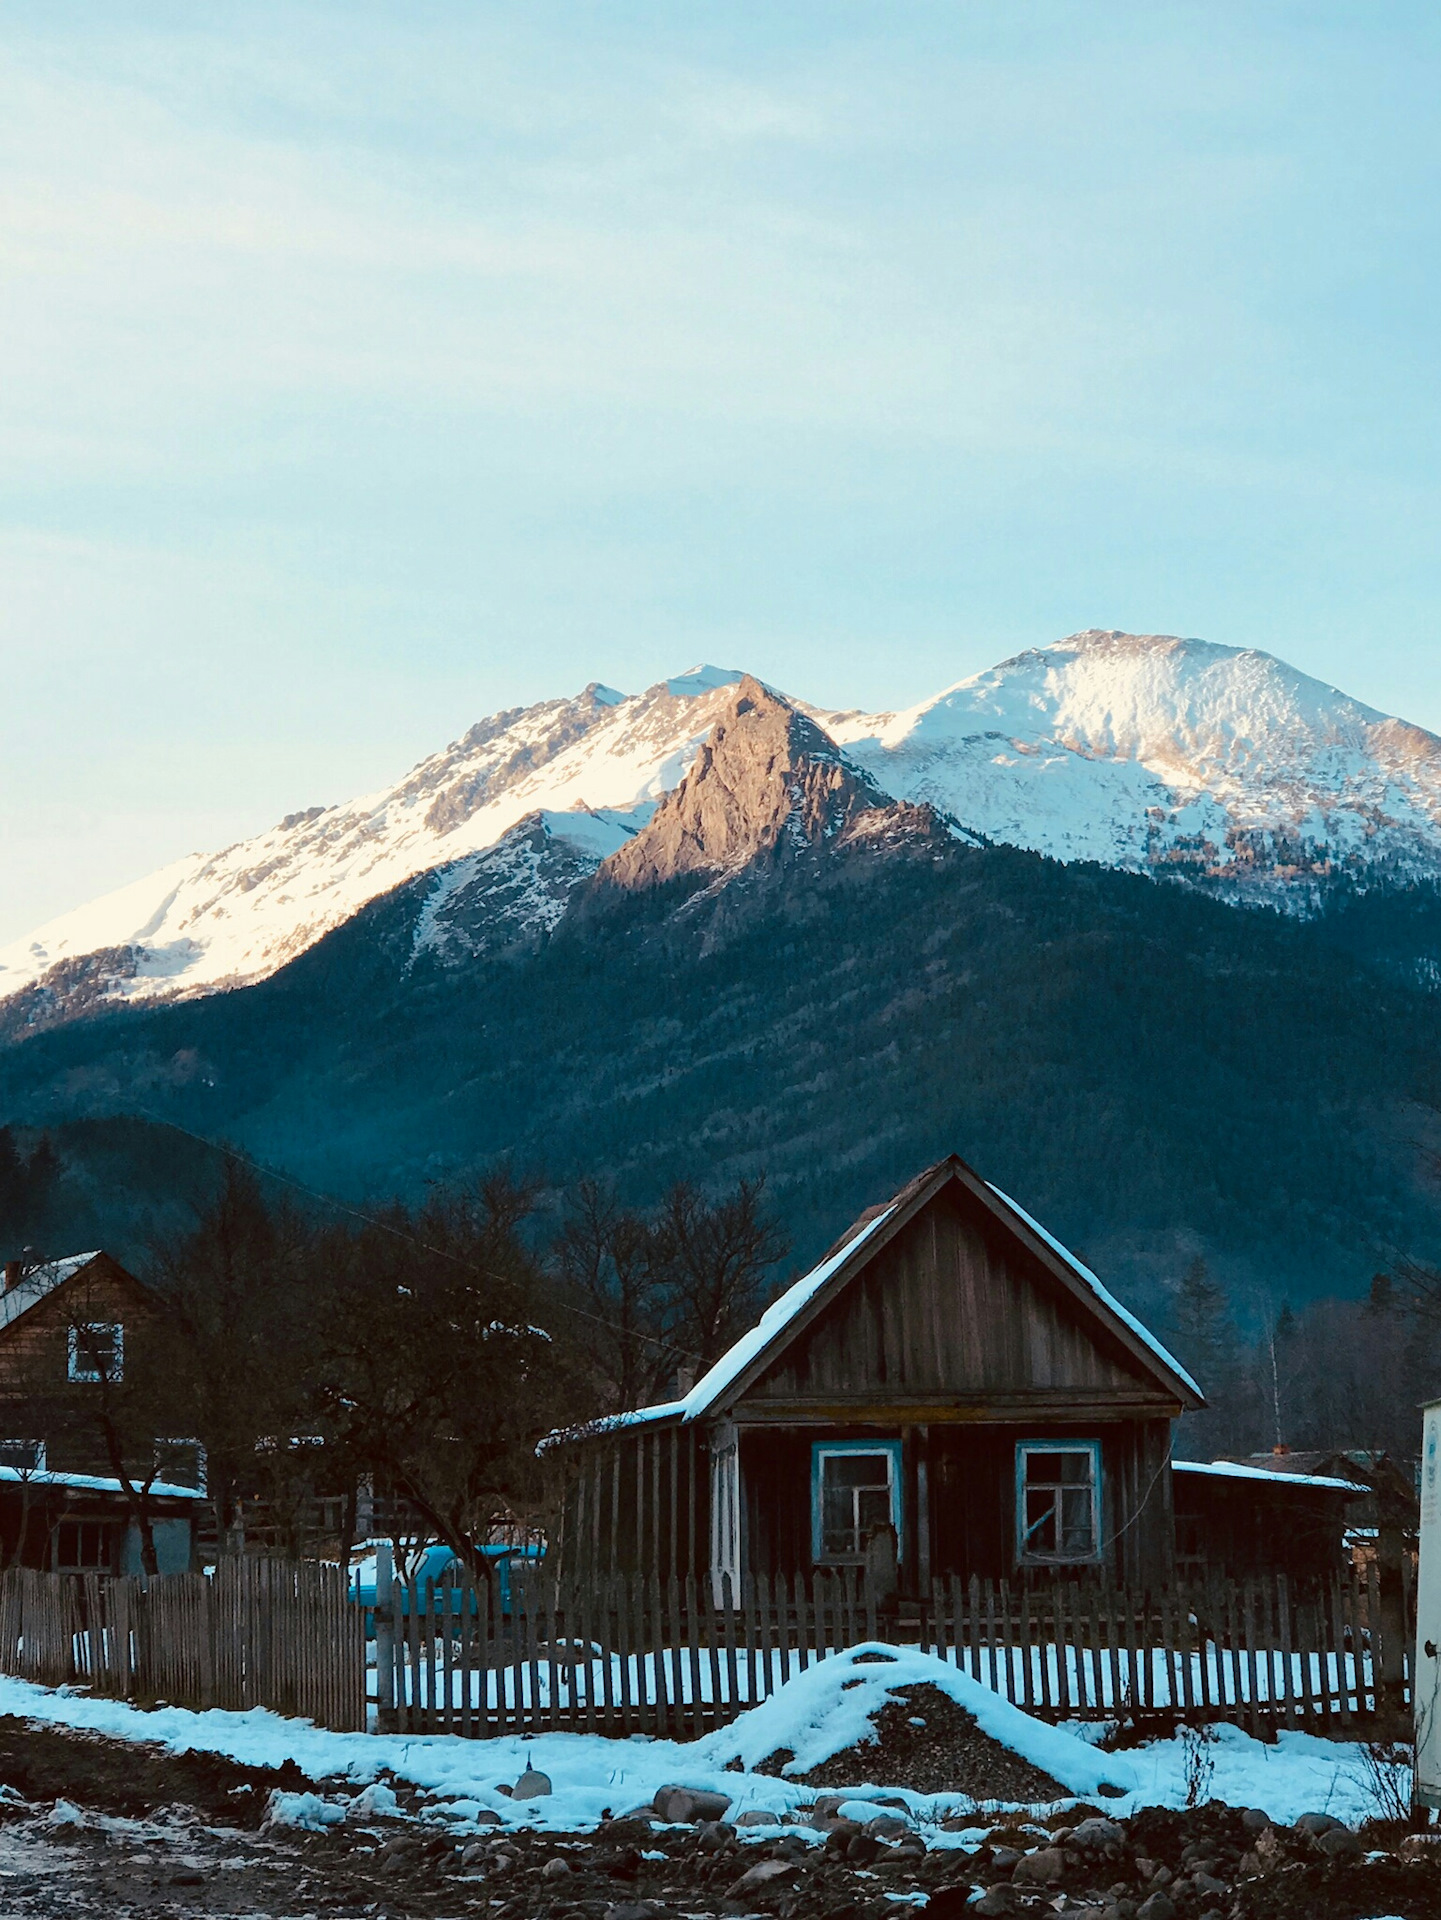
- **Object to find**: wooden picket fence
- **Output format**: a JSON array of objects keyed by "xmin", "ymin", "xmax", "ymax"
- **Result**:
[
  {"xmin": 0, "ymin": 1560, "xmax": 365, "ymax": 1732},
  {"xmin": 373, "ymin": 1561, "xmax": 1409, "ymax": 1739}
]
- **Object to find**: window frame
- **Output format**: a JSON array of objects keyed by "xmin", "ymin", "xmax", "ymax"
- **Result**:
[
  {"xmin": 0, "ymin": 1439, "xmax": 46, "ymax": 1473},
  {"xmin": 1014, "ymin": 1439, "xmax": 1104, "ymax": 1568},
  {"xmin": 67, "ymin": 1322, "xmax": 124, "ymax": 1384},
  {"xmin": 811, "ymin": 1439, "xmax": 903, "ymax": 1567}
]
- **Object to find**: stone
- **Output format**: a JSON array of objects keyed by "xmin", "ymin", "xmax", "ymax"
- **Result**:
[
  {"xmin": 727, "ymin": 1857, "xmax": 797, "ymax": 1894},
  {"xmin": 695, "ymin": 1820, "xmax": 730, "ymax": 1851},
  {"xmin": 1240, "ymin": 1807, "xmax": 1271, "ymax": 1833},
  {"xmin": 604, "ymin": 1906, "xmax": 660, "ymax": 1920},
  {"xmin": 735, "ymin": 1809, "xmax": 781, "ymax": 1828},
  {"xmin": 1253, "ymin": 1828, "xmax": 1286, "ymax": 1867},
  {"xmin": 1101, "ymin": 1902, "xmax": 1136, "ymax": 1920},
  {"xmin": 865, "ymin": 1813, "xmax": 911, "ymax": 1840},
  {"xmin": 972, "ymin": 1890, "xmax": 1017, "ymax": 1917},
  {"xmin": 473, "ymin": 1808, "xmax": 502, "ymax": 1825},
  {"xmin": 811, "ymin": 1794, "xmax": 849, "ymax": 1820},
  {"xmin": 988, "ymin": 1845, "xmax": 1021, "ymax": 1871},
  {"xmin": 512, "ymin": 1767, "xmax": 552, "ymax": 1801},
  {"xmin": 1294, "ymin": 1811, "xmax": 1340, "ymax": 1836},
  {"xmin": 1401, "ymin": 1832, "xmax": 1441, "ymax": 1859},
  {"xmin": 1012, "ymin": 1847, "xmax": 1068, "ymax": 1886},
  {"xmin": 542, "ymin": 1857, "xmax": 575, "ymax": 1880},
  {"xmin": 652, "ymin": 1784, "xmax": 731, "ymax": 1823},
  {"xmin": 1147, "ymin": 1864, "xmax": 1173, "ymax": 1886},
  {"xmin": 1316, "ymin": 1826, "xmax": 1362, "ymax": 1858},
  {"xmin": 845, "ymin": 1832, "xmax": 881, "ymax": 1865},
  {"xmin": 1191, "ymin": 1869, "xmax": 1228, "ymax": 1896},
  {"xmin": 823, "ymin": 1820, "xmax": 863, "ymax": 1852},
  {"xmin": 1072, "ymin": 1817, "xmax": 1125, "ymax": 1852},
  {"xmin": 1136, "ymin": 1895, "xmax": 1176, "ymax": 1920}
]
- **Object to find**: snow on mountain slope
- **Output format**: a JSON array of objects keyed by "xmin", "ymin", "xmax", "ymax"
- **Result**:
[
  {"xmin": 823, "ymin": 631, "xmax": 1441, "ymax": 890},
  {"xmin": 0, "ymin": 669, "xmax": 744, "ymax": 1014},
  {"xmin": 4, "ymin": 632, "xmax": 1441, "ymax": 1026}
]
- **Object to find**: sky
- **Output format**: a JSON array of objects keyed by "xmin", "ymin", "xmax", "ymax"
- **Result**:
[{"xmin": 1, "ymin": 2, "xmax": 1439, "ymax": 942}]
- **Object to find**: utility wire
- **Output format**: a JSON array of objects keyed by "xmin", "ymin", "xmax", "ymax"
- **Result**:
[{"xmin": 131, "ymin": 1106, "xmax": 704, "ymax": 1363}]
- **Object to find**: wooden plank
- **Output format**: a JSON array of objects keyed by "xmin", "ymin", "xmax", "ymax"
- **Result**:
[
  {"xmin": 1328, "ymin": 1579, "xmax": 1352, "ymax": 1730},
  {"xmin": 683, "ymin": 1574, "xmax": 704, "ymax": 1737},
  {"xmin": 721, "ymin": 1573, "xmax": 740, "ymax": 1717}
]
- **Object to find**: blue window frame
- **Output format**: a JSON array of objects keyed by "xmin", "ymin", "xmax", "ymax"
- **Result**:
[
  {"xmin": 1015, "ymin": 1440, "xmax": 1103, "ymax": 1565},
  {"xmin": 811, "ymin": 1440, "xmax": 903, "ymax": 1565}
]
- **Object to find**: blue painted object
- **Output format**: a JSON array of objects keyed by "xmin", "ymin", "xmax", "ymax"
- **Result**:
[{"xmin": 350, "ymin": 1541, "xmax": 542, "ymax": 1633}]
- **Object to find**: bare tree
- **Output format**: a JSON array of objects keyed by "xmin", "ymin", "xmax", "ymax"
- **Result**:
[
  {"xmin": 554, "ymin": 1178, "xmax": 675, "ymax": 1412},
  {"xmin": 648, "ymin": 1176, "xmax": 790, "ymax": 1368}
]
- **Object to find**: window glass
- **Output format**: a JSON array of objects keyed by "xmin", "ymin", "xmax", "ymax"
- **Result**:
[
  {"xmin": 814, "ymin": 1447, "xmax": 898, "ymax": 1562},
  {"xmin": 67, "ymin": 1323, "xmax": 123, "ymax": 1383},
  {"xmin": 0, "ymin": 1440, "xmax": 44, "ymax": 1472},
  {"xmin": 1017, "ymin": 1442, "xmax": 1101, "ymax": 1563}
]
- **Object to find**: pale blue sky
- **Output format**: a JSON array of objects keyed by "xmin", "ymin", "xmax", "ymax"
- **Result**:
[{"xmin": 1, "ymin": 3, "xmax": 1438, "ymax": 940}]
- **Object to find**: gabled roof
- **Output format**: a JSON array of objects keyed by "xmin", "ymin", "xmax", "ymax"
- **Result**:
[
  {"xmin": 0, "ymin": 1250, "xmax": 138, "ymax": 1336},
  {"xmin": 563, "ymin": 1154, "xmax": 1203, "ymax": 1442}
]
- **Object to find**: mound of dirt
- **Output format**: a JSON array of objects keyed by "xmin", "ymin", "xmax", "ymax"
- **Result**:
[
  {"xmin": 0, "ymin": 1717, "xmax": 313, "ymax": 1825},
  {"xmin": 782, "ymin": 1681, "xmax": 1066, "ymax": 1801}
]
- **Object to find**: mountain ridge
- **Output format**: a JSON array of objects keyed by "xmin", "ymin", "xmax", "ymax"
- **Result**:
[{"xmin": 5, "ymin": 631, "xmax": 1441, "ymax": 1037}]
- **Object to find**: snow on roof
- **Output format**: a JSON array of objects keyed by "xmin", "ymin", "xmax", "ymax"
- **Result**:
[
  {"xmin": 542, "ymin": 1206, "xmax": 900, "ymax": 1448},
  {"xmin": 677, "ymin": 1205, "xmax": 898, "ymax": 1420},
  {"xmin": 1173, "ymin": 1459, "xmax": 1366, "ymax": 1494},
  {"xmin": 983, "ymin": 1185, "xmax": 1203, "ymax": 1401},
  {"xmin": 0, "ymin": 1465, "xmax": 204, "ymax": 1501},
  {"xmin": 0, "ymin": 1251, "xmax": 104, "ymax": 1334}
]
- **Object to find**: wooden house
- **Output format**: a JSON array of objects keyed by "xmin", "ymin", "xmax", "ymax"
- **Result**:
[
  {"xmin": 0, "ymin": 1466, "xmax": 201, "ymax": 1574},
  {"xmin": 0, "ymin": 1249, "xmax": 201, "ymax": 1487},
  {"xmin": 550, "ymin": 1155, "xmax": 1204, "ymax": 1596}
]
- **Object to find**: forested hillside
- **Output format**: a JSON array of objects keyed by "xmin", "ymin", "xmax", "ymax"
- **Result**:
[{"xmin": 0, "ymin": 834, "xmax": 1437, "ymax": 1329}]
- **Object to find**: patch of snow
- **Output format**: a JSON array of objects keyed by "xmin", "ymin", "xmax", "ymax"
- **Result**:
[
  {"xmin": 0, "ymin": 1665, "xmax": 1404, "ymax": 1835},
  {"xmin": 666, "ymin": 665, "xmax": 745, "ymax": 699},
  {"xmin": 1172, "ymin": 1460, "xmax": 1367, "ymax": 1493},
  {"xmin": 692, "ymin": 1643, "xmax": 1135, "ymax": 1800}
]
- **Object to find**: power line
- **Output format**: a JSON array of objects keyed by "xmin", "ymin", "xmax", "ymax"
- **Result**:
[{"xmin": 131, "ymin": 1106, "xmax": 703, "ymax": 1362}]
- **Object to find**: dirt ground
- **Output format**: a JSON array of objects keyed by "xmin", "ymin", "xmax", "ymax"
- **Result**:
[{"xmin": 0, "ymin": 1713, "xmax": 1440, "ymax": 1919}]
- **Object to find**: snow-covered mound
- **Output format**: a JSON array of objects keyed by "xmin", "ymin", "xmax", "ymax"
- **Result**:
[
  {"xmin": 5, "ymin": 633, "xmax": 1441, "ymax": 1022},
  {"xmin": 694, "ymin": 1643, "xmax": 1135, "ymax": 1802}
]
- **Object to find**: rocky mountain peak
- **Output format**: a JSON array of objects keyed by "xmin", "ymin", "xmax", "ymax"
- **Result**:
[{"xmin": 596, "ymin": 677, "xmax": 898, "ymax": 894}]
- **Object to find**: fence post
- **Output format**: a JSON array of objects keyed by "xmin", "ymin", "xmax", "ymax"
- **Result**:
[{"xmin": 374, "ymin": 1542, "xmax": 396, "ymax": 1733}]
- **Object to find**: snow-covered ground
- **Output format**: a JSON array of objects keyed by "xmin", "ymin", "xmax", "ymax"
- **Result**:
[{"xmin": 0, "ymin": 1643, "xmax": 1406, "ymax": 1841}]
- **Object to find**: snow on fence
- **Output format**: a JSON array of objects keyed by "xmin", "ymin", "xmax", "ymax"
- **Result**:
[
  {"xmin": 373, "ymin": 1561, "xmax": 1409, "ymax": 1741},
  {"xmin": 0, "ymin": 1560, "xmax": 365, "ymax": 1732}
]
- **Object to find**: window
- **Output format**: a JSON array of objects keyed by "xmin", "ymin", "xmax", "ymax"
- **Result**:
[
  {"xmin": 1016, "ymin": 1441, "xmax": 1102, "ymax": 1565},
  {"xmin": 812, "ymin": 1441, "xmax": 902, "ymax": 1565},
  {"xmin": 51, "ymin": 1520, "xmax": 116, "ymax": 1572},
  {"xmin": 67, "ymin": 1323, "xmax": 123, "ymax": 1383},
  {"xmin": 0, "ymin": 1440, "xmax": 45, "ymax": 1472},
  {"xmin": 155, "ymin": 1439, "xmax": 207, "ymax": 1491}
]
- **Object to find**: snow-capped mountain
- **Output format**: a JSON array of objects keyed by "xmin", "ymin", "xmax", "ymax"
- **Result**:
[{"xmin": 4, "ymin": 632, "xmax": 1440, "ymax": 1026}]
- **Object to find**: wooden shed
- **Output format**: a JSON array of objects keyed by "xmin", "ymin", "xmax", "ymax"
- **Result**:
[
  {"xmin": 551, "ymin": 1155, "xmax": 1204, "ymax": 1598},
  {"xmin": 1171, "ymin": 1459, "xmax": 1366, "ymax": 1586}
]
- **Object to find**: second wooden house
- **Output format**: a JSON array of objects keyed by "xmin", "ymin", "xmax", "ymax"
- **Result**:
[{"xmin": 549, "ymin": 1155, "xmax": 1205, "ymax": 1597}]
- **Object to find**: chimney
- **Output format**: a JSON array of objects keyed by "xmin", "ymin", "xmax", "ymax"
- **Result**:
[
  {"xmin": 2, "ymin": 1262, "xmax": 20, "ymax": 1292},
  {"xmin": 1272, "ymin": 1442, "xmax": 1290, "ymax": 1456}
]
